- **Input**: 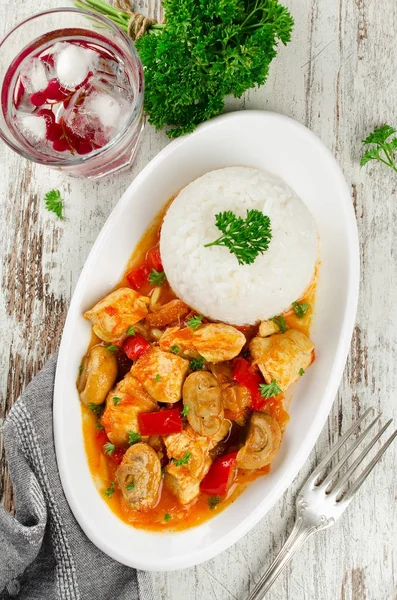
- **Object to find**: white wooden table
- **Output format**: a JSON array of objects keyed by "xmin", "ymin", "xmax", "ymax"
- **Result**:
[{"xmin": 1, "ymin": 1, "xmax": 396, "ymax": 599}]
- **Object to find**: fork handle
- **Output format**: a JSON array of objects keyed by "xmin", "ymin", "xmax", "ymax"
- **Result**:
[{"xmin": 247, "ymin": 517, "xmax": 316, "ymax": 600}]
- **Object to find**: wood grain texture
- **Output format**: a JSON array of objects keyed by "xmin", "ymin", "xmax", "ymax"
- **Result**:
[{"xmin": 0, "ymin": 1, "xmax": 396, "ymax": 599}]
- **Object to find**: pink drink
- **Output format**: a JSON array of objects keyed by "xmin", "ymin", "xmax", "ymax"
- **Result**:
[{"xmin": 0, "ymin": 12, "xmax": 144, "ymax": 178}]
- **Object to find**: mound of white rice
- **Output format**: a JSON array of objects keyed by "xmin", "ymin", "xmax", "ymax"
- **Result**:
[{"xmin": 160, "ymin": 167, "xmax": 317, "ymax": 325}]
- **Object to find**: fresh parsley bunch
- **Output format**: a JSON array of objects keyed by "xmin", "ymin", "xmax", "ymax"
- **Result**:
[
  {"xmin": 360, "ymin": 125, "xmax": 397, "ymax": 173},
  {"xmin": 136, "ymin": 0, "xmax": 294, "ymax": 137}
]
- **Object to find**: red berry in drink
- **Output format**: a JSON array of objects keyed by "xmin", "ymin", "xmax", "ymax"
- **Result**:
[
  {"xmin": 39, "ymin": 53, "xmax": 55, "ymax": 68},
  {"xmin": 14, "ymin": 81, "xmax": 25, "ymax": 109},
  {"xmin": 52, "ymin": 138, "xmax": 70, "ymax": 152},
  {"xmin": 76, "ymin": 141, "xmax": 93, "ymax": 155},
  {"xmin": 30, "ymin": 91, "xmax": 47, "ymax": 106},
  {"xmin": 47, "ymin": 123, "xmax": 63, "ymax": 142},
  {"xmin": 37, "ymin": 108, "xmax": 55, "ymax": 129},
  {"xmin": 45, "ymin": 79, "xmax": 69, "ymax": 101}
]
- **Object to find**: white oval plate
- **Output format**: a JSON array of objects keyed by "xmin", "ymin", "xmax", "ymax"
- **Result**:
[{"xmin": 54, "ymin": 111, "xmax": 359, "ymax": 571}]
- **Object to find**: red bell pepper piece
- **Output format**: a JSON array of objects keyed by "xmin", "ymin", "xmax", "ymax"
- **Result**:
[
  {"xmin": 110, "ymin": 448, "xmax": 125, "ymax": 465},
  {"xmin": 123, "ymin": 334, "xmax": 151, "ymax": 360},
  {"xmin": 232, "ymin": 357, "xmax": 265, "ymax": 411},
  {"xmin": 138, "ymin": 409, "xmax": 183, "ymax": 436},
  {"xmin": 147, "ymin": 247, "xmax": 163, "ymax": 272},
  {"xmin": 200, "ymin": 451, "xmax": 238, "ymax": 496},
  {"xmin": 126, "ymin": 263, "xmax": 151, "ymax": 290},
  {"xmin": 96, "ymin": 429, "xmax": 125, "ymax": 465}
]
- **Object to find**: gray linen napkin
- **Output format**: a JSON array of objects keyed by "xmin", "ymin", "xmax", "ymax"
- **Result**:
[{"xmin": 0, "ymin": 354, "xmax": 155, "ymax": 600}]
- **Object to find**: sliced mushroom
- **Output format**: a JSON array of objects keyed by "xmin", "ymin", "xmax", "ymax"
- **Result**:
[
  {"xmin": 236, "ymin": 413, "xmax": 282, "ymax": 470},
  {"xmin": 183, "ymin": 372, "xmax": 224, "ymax": 437},
  {"xmin": 116, "ymin": 443, "xmax": 161, "ymax": 511},
  {"xmin": 77, "ymin": 345, "xmax": 118, "ymax": 406}
]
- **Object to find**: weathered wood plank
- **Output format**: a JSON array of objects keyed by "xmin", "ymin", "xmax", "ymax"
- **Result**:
[{"xmin": 0, "ymin": 0, "xmax": 396, "ymax": 598}]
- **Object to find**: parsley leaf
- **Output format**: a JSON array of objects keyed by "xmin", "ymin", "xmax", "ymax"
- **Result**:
[
  {"xmin": 103, "ymin": 442, "xmax": 115, "ymax": 456},
  {"xmin": 154, "ymin": 373, "xmax": 161, "ymax": 382},
  {"xmin": 189, "ymin": 356, "xmax": 205, "ymax": 371},
  {"xmin": 208, "ymin": 495, "xmax": 222, "ymax": 509},
  {"xmin": 360, "ymin": 124, "xmax": 397, "ymax": 173},
  {"xmin": 292, "ymin": 301, "xmax": 309, "ymax": 318},
  {"xmin": 204, "ymin": 210, "xmax": 272, "ymax": 265},
  {"xmin": 88, "ymin": 403, "xmax": 103, "ymax": 418},
  {"xmin": 259, "ymin": 379, "xmax": 282, "ymax": 399},
  {"xmin": 44, "ymin": 189, "xmax": 63, "ymax": 219},
  {"xmin": 149, "ymin": 269, "xmax": 167, "ymax": 286},
  {"xmin": 187, "ymin": 314, "xmax": 203, "ymax": 330},
  {"xmin": 128, "ymin": 431, "xmax": 141, "ymax": 445},
  {"xmin": 271, "ymin": 315, "xmax": 287, "ymax": 333},
  {"xmin": 171, "ymin": 345, "xmax": 180, "ymax": 354},
  {"xmin": 164, "ymin": 513, "xmax": 171, "ymax": 522},
  {"xmin": 113, "ymin": 396, "xmax": 122, "ymax": 406},
  {"xmin": 299, "ymin": 368, "xmax": 305, "ymax": 376},
  {"xmin": 106, "ymin": 344, "xmax": 118, "ymax": 353},
  {"xmin": 126, "ymin": 326, "xmax": 135, "ymax": 336},
  {"xmin": 104, "ymin": 481, "xmax": 115, "ymax": 497},
  {"xmin": 95, "ymin": 422, "xmax": 105, "ymax": 430},
  {"xmin": 181, "ymin": 405, "xmax": 189, "ymax": 417},
  {"xmin": 173, "ymin": 452, "xmax": 191, "ymax": 467},
  {"xmin": 126, "ymin": 482, "xmax": 135, "ymax": 490}
]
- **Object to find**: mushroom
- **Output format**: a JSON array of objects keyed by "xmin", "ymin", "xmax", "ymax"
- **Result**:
[
  {"xmin": 115, "ymin": 443, "xmax": 161, "ymax": 511},
  {"xmin": 182, "ymin": 372, "xmax": 224, "ymax": 437},
  {"xmin": 236, "ymin": 413, "xmax": 282, "ymax": 470},
  {"xmin": 77, "ymin": 345, "xmax": 118, "ymax": 406}
]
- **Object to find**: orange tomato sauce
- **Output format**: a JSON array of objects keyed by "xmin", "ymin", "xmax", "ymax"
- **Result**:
[{"xmin": 81, "ymin": 200, "xmax": 317, "ymax": 532}]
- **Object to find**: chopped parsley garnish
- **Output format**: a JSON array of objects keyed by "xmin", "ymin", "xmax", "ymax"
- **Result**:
[
  {"xmin": 292, "ymin": 301, "xmax": 309, "ymax": 318},
  {"xmin": 126, "ymin": 482, "xmax": 135, "ymax": 490},
  {"xmin": 103, "ymin": 442, "xmax": 116, "ymax": 456},
  {"xmin": 299, "ymin": 368, "xmax": 305, "ymax": 376},
  {"xmin": 104, "ymin": 481, "xmax": 115, "ymax": 497},
  {"xmin": 128, "ymin": 431, "xmax": 141, "ymax": 445},
  {"xmin": 149, "ymin": 269, "xmax": 167, "ymax": 286},
  {"xmin": 360, "ymin": 124, "xmax": 397, "ymax": 173},
  {"xmin": 204, "ymin": 210, "xmax": 272, "ymax": 265},
  {"xmin": 44, "ymin": 189, "xmax": 64, "ymax": 219},
  {"xmin": 164, "ymin": 513, "xmax": 171, "ymax": 522},
  {"xmin": 113, "ymin": 396, "xmax": 122, "ymax": 406},
  {"xmin": 208, "ymin": 495, "xmax": 222, "ymax": 509},
  {"xmin": 95, "ymin": 422, "xmax": 105, "ymax": 430},
  {"xmin": 106, "ymin": 344, "xmax": 118, "ymax": 353},
  {"xmin": 126, "ymin": 326, "xmax": 135, "ymax": 336},
  {"xmin": 189, "ymin": 356, "xmax": 205, "ymax": 371},
  {"xmin": 171, "ymin": 345, "xmax": 180, "ymax": 354},
  {"xmin": 187, "ymin": 314, "xmax": 203, "ymax": 330},
  {"xmin": 154, "ymin": 373, "xmax": 161, "ymax": 382},
  {"xmin": 271, "ymin": 315, "xmax": 287, "ymax": 333},
  {"xmin": 88, "ymin": 403, "xmax": 103, "ymax": 418},
  {"xmin": 181, "ymin": 405, "xmax": 189, "ymax": 417},
  {"xmin": 259, "ymin": 379, "xmax": 282, "ymax": 399},
  {"xmin": 173, "ymin": 452, "xmax": 191, "ymax": 466}
]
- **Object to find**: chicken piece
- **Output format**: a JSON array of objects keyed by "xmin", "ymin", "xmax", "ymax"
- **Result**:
[
  {"xmin": 146, "ymin": 299, "xmax": 190, "ymax": 328},
  {"xmin": 183, "ymin": 372, "xmax": 224, "ymax": 437},
  {"xmin": 130, "ymin": 347, "xmax": 189, "ymax": 404},
  {"xmin": 77, "ymin": 345, "xmax": 118, "ymax": 406},
  {"xmin": 84, "ymin": 288, "xmax": 150, "ymax": 342},
  {"xmin": 163, "ymin": 426, "xmax": 212, "ymax": 504},
  {"xmin": 116, "ymin": 443, "xmax": 161, "ymax": 511},
  {"xmin": 209, "ymin": 363, "xmax": 250, "ymax": 426},
  {"xmin": 102, "ymin": 373, "xmax": 157, "ymax": 446},
  {"xmin": 259, "ymin": 319, "xmax": 280, "ymax": 338},
  {"xmin": 236, "ymin": 413, "xmax": 282, "ymax": 470},
  {"xmin": 160, "ymin": 323, "xmax": 245, "ymax": 363},
  {"xmin": 250, "ymin": 330, "xmax": 314, "ymax": 391}
]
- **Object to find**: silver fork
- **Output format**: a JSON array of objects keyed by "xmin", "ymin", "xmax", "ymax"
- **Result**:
[{"xmin": 248, "ymin": 407, "xmax": 397, "ymax": 599}]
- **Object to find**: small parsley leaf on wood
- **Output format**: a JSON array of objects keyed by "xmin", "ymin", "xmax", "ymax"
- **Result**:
[
  {"xmin": 173, "ymin": 452, "xmax": 191, "ymax": 466},
  {"xmin": 104, "ymin": 481, "xmax": 115, "ymax": 497},
  {"xmin": 360, "ymin": 124, "xmax": 397, "ymax": 173},
  {"xmin": 271, "ymin": 315, "xmax": 287, "ymax": 333},
  {"xmin": 187, "ymin": 314, "xmax": 203, "ymax": 330},
  {"xmin": 149, "ymin": 269, "xmax": 167, "ymax": 286},
  {"xmin": 204, "ymin": 210, "xmax": 272, "ymax": 265},
  {"xmin": 44, "ymin": 189, "xmax": 64, "ymax": 219},
  {"xmin": 292, "ymin": 301, "xmax": 309, "ymax": 318},
  {"xmin": 128, "ymin": 431, "xmax": 141, "ymax": 445},
  {"xmin": 259, "ymin": 380, "xmax": 282, "ymax": 399},
  {"xmin": 103, "ymin": 442, "xmax": 115, "ymax": 456}
]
